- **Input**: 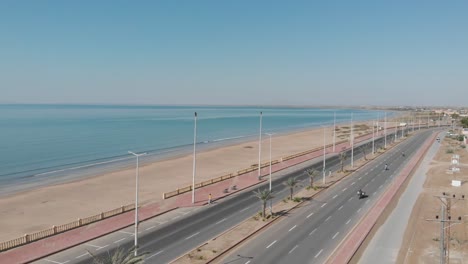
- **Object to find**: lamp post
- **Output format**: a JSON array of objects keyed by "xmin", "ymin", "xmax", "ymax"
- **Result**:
[
  {"xmin": 266, "ymin": 133, "xmax": 273, "ymax": 213},
  {"xmin": 192, "ymin": 112, "xmax": 197, "ymax": 204},
  {"xmin": 384, "ymin": 112, "xmax": 387, "ymax": 149},
  {"xmin": 333, "ymin": 112, "xmax": 336, "ymax": 152},
  {"xmin": 372, "ymin": 120, "xmax": 375, "ymax": 155},
  {"xmin": 128, "ymin": 151, "xmax": 147, "ymax": 257},
  {"xmin": 322, "ymin": 125, "xmax": 326, "ymax": 184},
  {"xmin": 258, "ymin": 111, "xmax": 263, "ymax": 180},
  {"xmin": 351, "ymin": 113, "xmax": 354, "ymax": 169}
]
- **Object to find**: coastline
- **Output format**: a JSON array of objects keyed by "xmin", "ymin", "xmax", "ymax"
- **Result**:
[{"xmin": 0, "ymin": 117, "xmax": 402, "ymax": 242}]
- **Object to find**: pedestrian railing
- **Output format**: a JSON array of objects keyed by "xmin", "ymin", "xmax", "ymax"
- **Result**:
[{"xmin": 0, "ymin": 203, "xmax": 135, "ymax": 252}]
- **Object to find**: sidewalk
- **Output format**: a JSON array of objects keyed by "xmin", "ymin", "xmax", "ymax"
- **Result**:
[{"xmin": 0, "ymin": 132, "xmax": 376, "ymax": 263}]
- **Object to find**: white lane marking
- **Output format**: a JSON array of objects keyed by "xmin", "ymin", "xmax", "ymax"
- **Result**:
[
  {"xmin": 379, "ymin": 185, "xmax": 383, "ymax": 189},
  {"xmin": 76, "ymin": 252, "xmax": 90, "ymax": 259},
  {"xmin": 364, "ymin": 183, "xmax": 369, "ymax": 187},
  {"xmin": 342, "ymin": 187, "xmax": 347, "ymax": 192},
  {"xmin": 365, "ymin": 200, "xmax": 370, "ymax": 204},
  {"xmin": 96, "ymin": 245, "xmax": 109, "ymax": 251},
  {"xmin": 346, "ymin": 219, "xmax": 351, "ymax": 225},
  {"xmin": 118, "ymin": 231, "xmax": 134, "ymax": 236},
  {"xmin": 288, "ymin": 245, "xmax": 299, "ymax": 254},
  {"xmin": 266, "ymin": 240, "xmax": 277, "ymax": 249},
  {"xmin": 44, "ymin": 260, "xmax": 70, "ymax": 264},
  {"xmin": 113, "ymin": 238, "xmax": 126, "ymax": 244},
  {"xmin": 245, "ymin": 261, "xmax": 251, "ymax": 264},
  {"xmin": 348, "ymin": 197, "xmax": 353, "ymax": 201},
  {"xmin": 307, "ymin": 212, "xmax": 314, "ymax": 218},
  {"xmin": 371, "ymin": 178, "xmax": 375, "ymax": 182},
  {"xmin": 358, "ymin": 207, "xmax": 362, "ymax": 212},
  {"xmin": 321, "ymin": 203, "xmax": 327, "ymax": 208},
  {"xmin": 181, "ymin": 211, "xmax": 191, "ymax": 215},
  {"xmin": 333, "ymin": 195, "xmax": 338, "ymax": 199},
  {"xmin": 309, "ymin": 228, "xmax": 317, "ymax": 236},
  {"xmin": 155, "ymin": 220, "xmax": 167, "ymax": 225},
  {"xmin": 332, "ymin": 232, "xmax": 340, "ymax": 239},
  {"xmin": 146, "ymin": 225, "xmax": 157, "ymax": 231},
  {"xmin": 173, "ymin": 216, "xmax": 180, "ymax": 220},
  {"xmin": 240, "ymin": 206, "xmax": 251, "ymax": 212},
  {"xmin": 351, "ymin": 182, "xmax": 356, "ymax": 185},
  {"xmin": 147, "ymin": 250, "xmax": 164, "ymax": 259},
  {"xmin": 365, "ymin": 172, "xmax": 369, "ymax": 175},
  {"xmin": 215, "ymin": 218, "xmax": 227, "ymax": 225},
  {"xmin": 185, "ymin": 232, "xmax": 200, "ymax": 240},
  {"xmin": 315, "ymin": 249, "xmax": 324, "ymax": 258},
  {"xmin": 338, "ymin": 205, "xmax": 343, "ymax": 211},
  {"xmin": 358, "ymin": 176, "xmax": 362, "ymax": 180},
  {"xmin": 289, "ymin": 225, "xmax": 297, "ymax": 232},
  {"xmin": 85, "ymin": 243, "xmax": 102, "ymax": 248},
  {"xmin": 373, "ymin": 192, "xmax": 377, "ymax": 196},
  {"xmin": 325, "ymin": 216, "xmax": 332, "ymax": 222}
]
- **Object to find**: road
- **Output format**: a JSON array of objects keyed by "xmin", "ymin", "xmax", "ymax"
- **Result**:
[
  {"xmin": 359, "ymin": 130, "xmax": 444, "ymax": 264},
  {"xmin": 34, "ymin": 128, "xmax": 412, "ymax": 264},
  {"xmin": 221, "ymin": 129, "xmax": 435, "ymax": 264}
]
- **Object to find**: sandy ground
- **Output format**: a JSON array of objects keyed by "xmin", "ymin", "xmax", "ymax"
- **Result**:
[
  {"xmin": 0, "ymin": 120, "xmax": 398, "ymax": 242},
  {"xmin": 397, "ymin": 131, "xmax": 468, "ymax": 264}
]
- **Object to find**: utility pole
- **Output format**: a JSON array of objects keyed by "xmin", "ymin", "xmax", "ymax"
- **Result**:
[{"xmin": 427, "ymin": 193, "xmax": 465, "ymax": 264}]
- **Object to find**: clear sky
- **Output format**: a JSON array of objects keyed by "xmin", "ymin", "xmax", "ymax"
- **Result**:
[{"xmin": 1, "ymin": 1, "xmax": 467, "ymax": 106}]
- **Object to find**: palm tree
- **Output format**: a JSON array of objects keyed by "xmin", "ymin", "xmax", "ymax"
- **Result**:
[
  {"xmin": 283, "ymin": 177, "xmax": 300, "ymax": 200},
  {"xmin": 89, "ymin": 247, "xmax": 146, "ymax": 264},
  {"xmin": 253, "ymin": 189, "xmax": 274, "ymax": 217},
  {"xmin": 360, "ymin": 143, "xmax": 369, "ymax": 160},
  {"xmin": 306, "ymin": 169, "xmax": 319, "ymax": 188},
  {"xmin": 339, "ymin": 151, "xmax": 347, "ymax": 172}
]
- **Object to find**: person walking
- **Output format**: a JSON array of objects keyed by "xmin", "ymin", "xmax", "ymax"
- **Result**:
[{"xmin": 208, "ymin": 193, "xmax": 212, "ymax": 204}]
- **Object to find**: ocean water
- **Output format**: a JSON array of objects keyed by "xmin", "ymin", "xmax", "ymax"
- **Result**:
[{"xmin": 0, "ymin": 104, "xmax": 389, "ymax": 194}]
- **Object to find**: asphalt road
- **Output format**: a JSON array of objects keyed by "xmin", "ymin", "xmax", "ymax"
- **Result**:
[
  {"xmin": 34, "ymin": 128, "xmax": 416, "ymax": 264},
  {"xmin": 221, "ymin": 129, "xmax": 436, "ymax": 264}
]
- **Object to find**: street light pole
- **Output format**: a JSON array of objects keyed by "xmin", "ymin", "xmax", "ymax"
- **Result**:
[
  {"xmin": 384, "ymin": 112, "xmax": 387, "ymax": 149},
  {"xmin": 192, "ymin": 112, "xmax": 197, "ymax": 204},
  {"xmin": 258, "ymin": 111, "xmax": 263, "ymax": 180},
  {"xmin": 333, "ymin": 112, "xmax": 336, "ymax": 152},
  {"xmin": 266, "ymin": 133, "xmax": 273, "ymax": 214},
  {"xmin": 128, "ymin": 151, "xmax": 147, "ymax": 257},
  {"xmin": 351, "ymin": 113, "xmax": 354, "ymax": 169},
  {"xmin": 322, "ymin": 125, "xmax": 326, "ymax": 184},
  {"xmin": 372, "ymin": 120, "xmax": 375, "ymax": 155}
]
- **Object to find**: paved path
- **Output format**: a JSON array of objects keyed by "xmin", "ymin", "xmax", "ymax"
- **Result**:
[{"xmin": 359, "ymin": 131, "xmax": 444, "ymax": 263}]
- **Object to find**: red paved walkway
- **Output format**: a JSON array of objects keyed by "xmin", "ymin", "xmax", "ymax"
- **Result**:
[{"xmin": 0, "ymin": 131, "xmax": 378, "ymax": 263}]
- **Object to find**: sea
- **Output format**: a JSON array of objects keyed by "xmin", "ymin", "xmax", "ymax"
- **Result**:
[{"xmin": 0, "ymin": 104, "xmax": 393, "ymax": 195}]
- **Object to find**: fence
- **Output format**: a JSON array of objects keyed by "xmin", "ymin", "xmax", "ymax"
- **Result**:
[{"xmin": 0, "ymin": 203, "xmax": 135, "ymax": 252}]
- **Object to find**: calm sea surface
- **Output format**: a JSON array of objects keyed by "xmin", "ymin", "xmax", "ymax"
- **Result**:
[{"xmin": 0, "ymin": 104, "xmax": 391, "ymax": 194}]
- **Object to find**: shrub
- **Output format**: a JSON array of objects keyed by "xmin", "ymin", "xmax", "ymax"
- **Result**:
[
  {"xmin": 446, "ymin": 149, "xmax": 454, "ymax": 154},
  {"xmin": 461, "ymin": 145, "xmax": 466, "ymax": 149},
  {"xmin": 293, "ymin": 197, "xmax": 302, "ymax": 202}
]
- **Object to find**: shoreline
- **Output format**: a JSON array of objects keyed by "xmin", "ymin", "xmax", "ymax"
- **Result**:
[
  {"xmin": 0, "ymin": 115, "xmax": 379, "ymax": 198},
  {"xmin": 0, "ymin": 116, "xmax": 403, "ymax": 241}
]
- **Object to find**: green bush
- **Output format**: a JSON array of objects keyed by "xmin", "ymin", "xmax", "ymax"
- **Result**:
[
  {"xmin": 292, "ymin": 197, "xmax": 302, "ymax": 202},
  {"xmin": 446, "ymin": 149, "xmax": 454, "ymax": 154}
]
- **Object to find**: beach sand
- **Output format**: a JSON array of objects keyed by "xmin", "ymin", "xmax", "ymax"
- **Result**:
[{"xmin": 0, "ymin": 120, "xmax": 399, "ymax": 242}]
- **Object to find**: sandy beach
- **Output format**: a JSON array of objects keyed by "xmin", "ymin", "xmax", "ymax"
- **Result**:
[{"xmin": 0, "ymin": 120, "xmax": 400, "ymax": 242}]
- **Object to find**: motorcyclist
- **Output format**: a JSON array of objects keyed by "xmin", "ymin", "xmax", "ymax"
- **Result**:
[
  {"xmin": 402, "ymin": 151, "xmax": 405, "ymax": 157},
  {"xmin": 384, "ymin": 164, "xmax": 388, "ymax": 170}
]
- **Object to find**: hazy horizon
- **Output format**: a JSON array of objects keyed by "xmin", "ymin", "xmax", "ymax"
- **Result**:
[{"xmin": 1, "ymin": 1, "xmax": 467, "ymax": 107}]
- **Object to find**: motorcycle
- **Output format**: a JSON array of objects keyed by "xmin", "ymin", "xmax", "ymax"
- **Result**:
[{"xmin": 357, "ymin": 190, "xmax": 366, "ymax": 199}]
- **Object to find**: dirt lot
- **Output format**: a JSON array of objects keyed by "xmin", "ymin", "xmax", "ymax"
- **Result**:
[{"xmin": 397, "ymin": 132, "xmax": 468, "ymax": 264}]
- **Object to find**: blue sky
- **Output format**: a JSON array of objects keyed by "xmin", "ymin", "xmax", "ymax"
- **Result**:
[{"xmin": 1, "ymin": 1, "xmax": 467, "ymax": 106}]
